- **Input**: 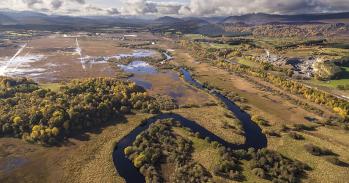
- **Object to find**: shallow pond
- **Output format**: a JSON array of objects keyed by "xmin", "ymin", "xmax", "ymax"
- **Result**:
[
  {"xmin": 118, "ymin": 61, "xmax": 157, "ymax": 74},
  {"xmin": 0, "ymin": 54, "xmax": 47, "ymax": 77},
  {"xmin": 0, "ymin": 42, "xmax": 47, "ymax": 77},
  {"xmin": 117, "ymin": 59, "xmax": 209, "ymax": 105},
  {"xmin": 81, "ymin": 49, "xmax": 157, "ymax": 66}
]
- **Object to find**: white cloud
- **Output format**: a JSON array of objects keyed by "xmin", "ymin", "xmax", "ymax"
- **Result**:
[
  {"xmin": 119, "ymin": 0, "xmax": 183, "ymax": 15},
  {"xmin": 51, "ymin": 0, "xmax": 63, "ymax": 10},
  {"xmin": 106, "ymin": 8, "xmax": 120, "ymax": 15},
  {"xmin": 0, "ymin": 0, "xmax": 348, "ymax": 16},
  {"xmin": 119, "ymin": 0, "xmax": 156, "ymax": 15},
  {"xmin": 23, "ymin": 0, "xmax": 43, "ymax": 8},
  {"xmin": 0, "ymin": 0, "xmax": 115, "ymax": 15},
  {"xmin": 155, "ymin": 2, "xmax": 181, "ymax": 15},
  {"xmin": 179, "ymin": 0, "xmax": 349, "ymax": 16}
]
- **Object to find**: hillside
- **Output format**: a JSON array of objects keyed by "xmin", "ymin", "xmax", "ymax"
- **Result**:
[
  {"xmin": 222, "ymin": 12, "xmax": 349, "ymax": 25},
  {"xmin": 155, "ymin": 16, "xmax": 184, "ymax": 24},
  {"xmin": 0, "ymin": 14, "xmax": 16, "ymax": 25},
  {"xmin": 222, "ymin": 23, "xmax": 349, "ymax": 37},
  {"xmin": 1, "ymin": 10, "xmax": 348, "ymax": 29}
]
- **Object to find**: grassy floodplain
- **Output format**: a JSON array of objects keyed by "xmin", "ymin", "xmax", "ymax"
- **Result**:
[{"xmin": 168, "ymin": 35, "xmax": 349, "ymax": 182}]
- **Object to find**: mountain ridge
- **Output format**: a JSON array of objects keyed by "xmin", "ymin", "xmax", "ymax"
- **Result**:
[
  {"xmin": 0, "ymin": 10, "xmax": 348, "ymax": 27},
  {"xmin": 222, "ymin": 12, "xmax": 349, "ymax": 24}
]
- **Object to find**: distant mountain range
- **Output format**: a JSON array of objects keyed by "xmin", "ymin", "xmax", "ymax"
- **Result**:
[
  {"xmin": 0, "ymin": 14, "xmax": 16, "ymax": 25},
  {"xmin": 155, "ymin": 16, "xmax": 185, "ymax": 24},
  {"xmin": 0, "ymin": 10, "xmax": 348, "ymax": 28},
  {"xmin": 0, "ymin": 10, "xmax": 152, "ymax": 27}
]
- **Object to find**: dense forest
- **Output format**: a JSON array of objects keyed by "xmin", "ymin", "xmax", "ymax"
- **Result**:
[
  {"xmin": 0, "ymin": 77, "xmax": 160, "ymax": 145},
  {"xmin": 181, "ymin": 40, "xmax": 349, "ymax": 124},
  {"xmin": 214, "ymin": 147, "xmax": 309, "ymax": 183}
]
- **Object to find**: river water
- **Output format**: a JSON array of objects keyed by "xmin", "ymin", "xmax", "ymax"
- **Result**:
[{"xmin": 112, "ymin": 68, "xmax": 267, "ymax": 183}]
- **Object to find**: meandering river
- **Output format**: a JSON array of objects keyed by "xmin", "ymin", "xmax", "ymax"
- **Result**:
[{"xmin": 112, "ymin": 68, "xmax": 267, "ymax": 183}]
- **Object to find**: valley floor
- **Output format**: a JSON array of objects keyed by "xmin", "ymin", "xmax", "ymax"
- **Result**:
[{"xmin": 1, "ymin": 35, "xmax": 349, "ymax": 183}]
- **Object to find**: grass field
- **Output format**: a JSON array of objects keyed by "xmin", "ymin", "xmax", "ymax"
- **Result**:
[
  {"xmin": 174, "ymin": 106, "xmax": 245, "ymax": 145},
  {"xmin": 235, "ymin": 57, "xmax": 261, "ymax": 68},
  {"xmin": 39, "ymin": 83, "xmax": 63, "ymax": 92},
  {"xmin": 268, "ymin": 131, "xmax": 349, "ymax": 183},
  {"xmin": 240, "ymin": 160, "xmax": 270, "ymax": 183},
  {"xmin": 310, "ymin": 67, "xmax": 349, "ymax": 92},
  {"xmin": 206, "ymin": 43, "xmax": 242, "ymax": 49},
  {"xmin": 184, "ymin": 34, "xmax": 206, "ymax": 39},
  {"xmin": 173, "ymin": 127, "xmax": 232, "ymax": 182},
  {"xmin": 318, "ymin": 48, "xmax": 349, "ymax": 58}
]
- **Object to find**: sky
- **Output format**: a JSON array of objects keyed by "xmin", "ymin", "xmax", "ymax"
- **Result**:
[{"xmin": 0, "ymin": 0, "xmax": 349, "ymax": 16}]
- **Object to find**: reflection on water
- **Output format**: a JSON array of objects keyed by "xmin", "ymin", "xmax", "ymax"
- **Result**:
[
  {"xmin": 0, "ymin": 54, "xmax": 47, "ymax": 77},
  {"xmin": 81, "ymin": 50, "xmax": 156, "ymax": 65},
  {"xmin": 118, "ymin": 61, "xmax": 157, "ymax": 74},
  {"xmin": 121, "ymin": 62, "xmax": 205, "ymax": 105},
  {"xmin": 131, "ymin": 78, "xmax": 153, "ymax": 89},
  {"xmin": 115, "ymin": 50, "xmax": 156, "ymax": 59}
]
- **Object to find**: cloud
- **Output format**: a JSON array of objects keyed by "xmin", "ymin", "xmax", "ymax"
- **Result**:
[
  {"xmin": 71, "ymin": 0, "xmax": 85, "ymax": 4},
  {"xmin": 119, "ymin": 0, "xmax": 182, "ymax": 15},
  {"xmin": 119, "ymin": 0, "xmax": 349, "ymax": 16},
  {"xmin": 107, "ymin": 8, "xmax": 120, "ymax": 15},
  {"xmin": 5, "ymin": 0, "xmax": 177, "ymax": 16},
  {"xmin": 19, "ymin": 0, "xmax": 85, "ymax": 11},
  {"xmin": 8, "ymin": 0, "xmax": 91, "ymax": 15},
  {"xmin": 156, "ymin": 3, "xmax": 181, "ymax": 15},
  {"xmin": 2, "ymin": 0, "xmax": 349, "ymax": 16},
  {"xmin": 85, "ymin": 5, "xmax": 103, "ymax": 12},
  {"xmin": 179, "ymin": 0, "xmax": 349, "ymax": 16},
  {"xmin": 120, "ymin": 0, "xmax": 157, "ymax": 15},
  {"xmin": 51, "ymin": 0, "xmax": 63, "ymax": 10},
  {"xmin": 65, "ymin": 8, "xmax": 79, "ymax": 14},
  {"xmin": 22, "ymin": 0, "xmax": 43, "ymax": 8}
]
